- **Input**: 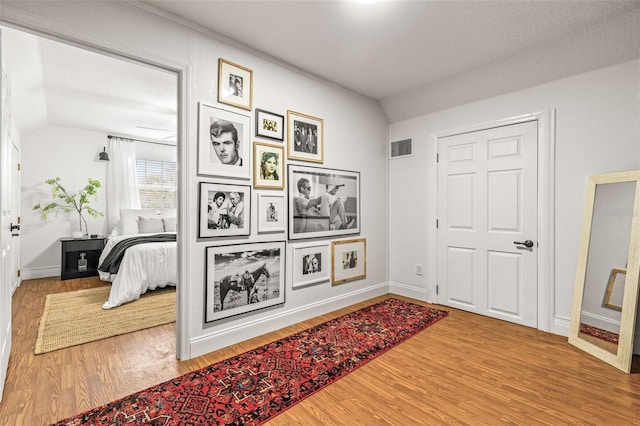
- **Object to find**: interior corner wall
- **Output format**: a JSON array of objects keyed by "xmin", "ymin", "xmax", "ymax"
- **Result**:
[
  {"xmin": 2, "ymin": 1, "xmax": 389, "ymax": 359},
  {"xmin": 387, "ymin": 59, "xmax": 640, "ymax": 335}
]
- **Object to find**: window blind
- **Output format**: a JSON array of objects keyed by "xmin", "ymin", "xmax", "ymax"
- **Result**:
[{"xmin": 136, "ymin": 158, "xmax": 177, "ymax": 209}]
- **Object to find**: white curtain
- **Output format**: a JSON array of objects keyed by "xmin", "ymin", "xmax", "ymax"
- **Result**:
[{"xmin": 107, "ymin": 137, "xmax": 140, "ymax": 231}]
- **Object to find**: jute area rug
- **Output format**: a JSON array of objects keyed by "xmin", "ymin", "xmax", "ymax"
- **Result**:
[
  {"xmin": 52, "ymin": 298, "xmax": 447, "ymax": 426},
  {"xmin": 35, "ymin": 286, "xmax": 176, "ymax": 355}
]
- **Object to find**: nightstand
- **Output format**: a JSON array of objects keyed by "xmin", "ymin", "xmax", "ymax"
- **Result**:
[{"xmin": 60, "ymin": 236, "xmax": 107, "ymax": 280}]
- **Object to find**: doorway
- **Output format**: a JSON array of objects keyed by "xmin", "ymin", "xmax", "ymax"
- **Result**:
[{"xmin": 1, "ymin": 25, "xmax": 181, "ymax": 380}]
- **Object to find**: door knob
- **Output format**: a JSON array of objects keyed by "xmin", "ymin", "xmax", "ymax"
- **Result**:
[{"xmin": 513, "ymin": 240, "xmax": 534, "ymax": 248}]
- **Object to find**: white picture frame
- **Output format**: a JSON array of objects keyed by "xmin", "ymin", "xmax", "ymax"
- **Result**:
[
  {"xmin": 198, "ymin": 102, "xmax": 251, "ymax": 179},
  {"xmin": 257, "ymin": 192, "xmax": 285, "ymax": 234},
  {"xmin": 199, "ymin": 182, "xmax": 251, "ymax": 238},
  {"xmin": 291, "ymin": 242, "xmax": 331, "ymax": 288}
]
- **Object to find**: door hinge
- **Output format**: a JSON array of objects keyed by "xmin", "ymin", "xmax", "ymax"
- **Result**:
[
  {"xmin": 17, "ymin": 163, "xmax": 21, "ymax": 171},
  {"xmin": 436, "ymin": 284, "xmax": 439, "ymax": 295},
  {"xmin": 436, "ymin": 218, "xmax": 439, "ymax": 229},
  {"xmin": 17, "ymin": 270, "xmax": 20, "ymax": 277},
  {"xmin": 18, "ymin": 216, "xmax": 20, "ymax": 224},
  {"xmin": 436, "ymin": 153, "xmax": 439, "ymax": 163}
]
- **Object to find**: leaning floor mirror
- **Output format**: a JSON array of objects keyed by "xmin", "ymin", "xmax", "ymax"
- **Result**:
[{"xmin": 569, "ymin": 170, "xmax": 640, "ymax": 373}]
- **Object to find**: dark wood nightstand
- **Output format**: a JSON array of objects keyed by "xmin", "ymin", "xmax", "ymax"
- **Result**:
[{"xmin": 60, "ymin": 236, "xmax": 107, "ymax": 280}]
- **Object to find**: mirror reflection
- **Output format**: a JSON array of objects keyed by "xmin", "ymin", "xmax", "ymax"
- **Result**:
[{"xmin": 579, "ymin": 181, "xmax": 635, "ymax": 354}]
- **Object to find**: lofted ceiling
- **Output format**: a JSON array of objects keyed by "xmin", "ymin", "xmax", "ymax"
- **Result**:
[
  {"xmin": 2, "ymin": 0, "xmax": 640, "ymax": 141},
  {"xmin": 142, "ymin": 0, "xmax": 640, "ymax": 100}
]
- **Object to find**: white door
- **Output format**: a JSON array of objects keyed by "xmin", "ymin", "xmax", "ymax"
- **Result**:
[
  {"xmin": 0, "ymin": 28, "xmax": 13, "ymax": 401},
  {"xmin": 437, "ymin": 120, "xmax": 538, "ymax": 327}
]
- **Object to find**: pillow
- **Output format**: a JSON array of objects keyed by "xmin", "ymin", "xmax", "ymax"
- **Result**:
[
  {"xmin": 119, "ymin": 208, "xmax": 176, "ymax": 235},
  {"xmin": 163, "ymin": 217, "xmax": 177, "ymax": 232},
  {"xmin": 137, "ymin": 216, "xmax": 165, "ymax": 234}
]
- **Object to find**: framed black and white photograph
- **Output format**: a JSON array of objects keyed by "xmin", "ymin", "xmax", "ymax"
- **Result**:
[
  {"xmin": 331, "ymin": 238, "xmax": 366, "ymax": 285},
  {"xmin": 288, "ymin": 164, "xmax": 360, "ymax": 240},
  {"xmin": 287, "ymin": 110, "xmax": 324, "ymax": 163},
  {"xmin": 218, "ymin": 58, "xmax": 253, "ymax": 111},
  {"xmin": 199, "ymin": 182, "xmax": 251, "ymax": 238},
  {"xmin": 255, "ymin": 108, "xmax": 284, "ymax": 141},
  {"xmin": 253, "ymin": 142, "xmax": 285, "ymax": 189},
  {"xmin": 257, "ymin": 192, "xmax": 285, "ymax": 234},
  {"xmin": 205, "ymin": 241, "xmax": 285, "ymax": 322},
  {"xmin": 198, "ymin": 102, "xmax": 251, "ymax": 179},
  {"xmin": 291, "ymin": 242, "xmax": 331, "ymax": 288}
]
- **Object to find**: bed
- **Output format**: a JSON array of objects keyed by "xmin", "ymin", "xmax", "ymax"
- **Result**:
[{"xmin": 98, "ymin": 208, "xmax": 177, "ymax": 309}]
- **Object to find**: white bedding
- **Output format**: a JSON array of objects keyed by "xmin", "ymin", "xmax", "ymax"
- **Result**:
[{"xmin": 98, "ymin": 232, "xmax": 177, "ymax": 309}]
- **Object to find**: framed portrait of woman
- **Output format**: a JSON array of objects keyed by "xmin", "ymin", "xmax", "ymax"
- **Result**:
[{"xmin": 253, "ymin": 141, "xmax": 285, "ymax": 189}]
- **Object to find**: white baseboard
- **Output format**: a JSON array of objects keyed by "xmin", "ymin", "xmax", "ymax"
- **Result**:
[
  {"xmin": 553, "ymin": 315, "xmax": 571, "ymax": 337},
  {"xmin": 388, "ymin": 281, "xmax": 429, "ymax": 303},
  {"xmin": 21, "ymin": 266, "xmax": 59, "ymax": 281},
  {"xmin": 190, "ymin": 282, "xmax": 389, "ymax": 358}
]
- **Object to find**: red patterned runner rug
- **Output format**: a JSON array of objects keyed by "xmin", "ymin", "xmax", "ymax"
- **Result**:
[
  {"xmin": 580, "ymin": 323, "xmax": 619, "ymax": 344},
  {"xmin": 53, "ymin": 298, "xmax": 448, "ymax": 426}
]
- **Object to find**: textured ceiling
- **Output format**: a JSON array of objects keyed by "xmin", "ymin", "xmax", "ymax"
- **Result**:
[{"xmin": 142, "ymin": 0, "xmax": 640, "ymax": 100}]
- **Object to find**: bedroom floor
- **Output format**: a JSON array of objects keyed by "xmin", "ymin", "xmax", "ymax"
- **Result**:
[{"xmin": 1, "ymin": 278, "xmax": 639, "ymax": 425}]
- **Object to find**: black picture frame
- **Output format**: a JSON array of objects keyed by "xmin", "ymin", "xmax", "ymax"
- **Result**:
[
  {"xmin": 255, "ymin": 108, "xmax": 284, "ymax": 142},
  {"xmin": 205, "ymin": 241, "xmax": 286, "ymax": 322},
  {"xmin": 287, "ymin": 164, "xmax": 360, "ymax": 240},
  {"xmin": 199, "ymin": 182, "xmax": 251, "ymax": 238}
]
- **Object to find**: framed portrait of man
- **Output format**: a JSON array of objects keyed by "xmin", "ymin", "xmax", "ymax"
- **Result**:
[
  {"xmin": 198, "ymin": 102, "xmax": 251, "ymax": 179},
  {"xmin": 287, "ymin": 164, "xmax": 360, "ymax": 240},
  {"xmin": 218, "ymin": 58, "xmax": 253, "ymax": 111},
  {"xmin": 291, "ymin": 241, "xmax": 331, "ymax": 288}
]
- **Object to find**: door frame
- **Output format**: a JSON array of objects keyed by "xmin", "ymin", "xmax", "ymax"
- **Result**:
[
  {"xmin": 429, "ymin": 111, "xmax": 556, "ymax": 332},
  {"xmin": 0, "ymin": 14, "xmax": 191, "ymax": 358}
]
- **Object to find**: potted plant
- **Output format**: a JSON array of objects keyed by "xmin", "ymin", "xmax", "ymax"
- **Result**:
[{"xmin": 33, "ymin": 177, "xmax": 104, "ymax": 238}]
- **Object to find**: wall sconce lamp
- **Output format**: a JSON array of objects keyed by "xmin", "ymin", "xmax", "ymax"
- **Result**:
[{"xmin": 99, "ymin": 147, "xmax": 110, "ymax": 161}]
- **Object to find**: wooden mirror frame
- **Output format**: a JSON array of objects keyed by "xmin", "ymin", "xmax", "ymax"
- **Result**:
[{"xmin": 569, "ymin": 170, "xmax": 640, "ymax": 373}]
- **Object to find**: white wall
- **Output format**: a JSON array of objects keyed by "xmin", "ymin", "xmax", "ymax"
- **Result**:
[
  {"xmin": 1, "ymin": 1, "xmax": 388, "ymax": 359},
  {"xmin": 20, "ymin": 126, "xmax": 109, "ymax": 278},
  {"xmin": 388, "ymin": 60, "xmax": 640, "ymax": 335}
]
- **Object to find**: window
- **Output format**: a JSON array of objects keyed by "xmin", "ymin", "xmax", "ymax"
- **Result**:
[{"xmin": 136, "ymin": 158, "xmax": 177, "ymax": 209}]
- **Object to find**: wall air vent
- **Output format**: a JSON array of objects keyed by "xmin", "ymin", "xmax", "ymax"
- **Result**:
[{"xmin": 389, "ymin": 138, "xmax": 413, "ymax": 159}]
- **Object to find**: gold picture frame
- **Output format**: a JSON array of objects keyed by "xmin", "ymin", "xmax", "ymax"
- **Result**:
[
  {"xmin": 287, "ymin": 110, "xmax": 324, "ymax": 163},
  {"xmin": 331, "ymin": 238, "xmax": 366, "ymax": 285},
  {"xmin": 218, "ymin": 58, "xmax": 253, "ymax": 111},
  {"xmin": 603, "ymin": 268, "xmax": 626, "ymax": 311},
  {"xmin": 253, "ymin": 141, "xmax": 285, "ymax": 189}
]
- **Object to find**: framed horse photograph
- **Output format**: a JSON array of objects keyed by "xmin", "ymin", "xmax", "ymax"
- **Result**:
[{"xmin": 205, "ymin": 241, "xmax": 286, "ymax": 322}]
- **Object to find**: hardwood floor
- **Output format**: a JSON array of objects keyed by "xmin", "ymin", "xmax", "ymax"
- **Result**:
[{"xmin": 1, "ymin": 277, "xmax": 639, "ymax": 425}]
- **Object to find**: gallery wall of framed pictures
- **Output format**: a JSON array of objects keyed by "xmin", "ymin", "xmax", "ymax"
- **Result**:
[{"xmin": 199, "ymin": 56, "xmax": 368, "ymax": 322}]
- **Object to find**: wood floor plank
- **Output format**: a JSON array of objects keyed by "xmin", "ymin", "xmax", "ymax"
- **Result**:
[{"xmin": 0, "ymin": 277, "xmax": 639, "ymax": 425}]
